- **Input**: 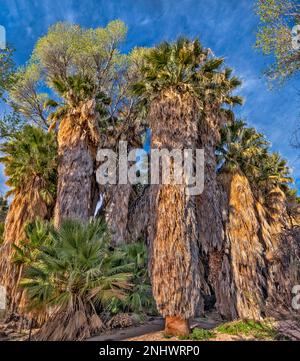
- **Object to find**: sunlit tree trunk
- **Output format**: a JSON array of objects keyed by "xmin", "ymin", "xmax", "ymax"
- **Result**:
[
  {"xmin": 217, "ymin": 171, "xmax": 266, "ymax": 320},
  {"xmin": 0, "ymin": 179, "xmax": 48, "ymax": 313},
  {"xmin": 54, "ymin": 100, "xmax": 99, "ymax": 227},
  {"xmin": 148, "ymin": 90, "xmax": 203, "ymax": 336}
]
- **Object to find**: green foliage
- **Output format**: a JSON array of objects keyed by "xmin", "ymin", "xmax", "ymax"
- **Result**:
[
  {"xmin": 17, "ymin": 219, "xmax": 155, "ymax": 317},
  {"xmin": 20, "ymin": 219, "xmax": 133, "ymax": 314},
  {"xmin": 0, "ymin": 46, "xmax": 15, "ymax": 100},
  {"xmin": 217, "ymin": 120, "xmax": 294, "ymax": 194},
  {"xmin": 8, "ymin": 63, "xmax": 49, "ymax": 128},
  {"xmin": 131, "ymin": 37, "xmax": 243, "ymax": 117},
  {"xmin": 17, "ymin": 20, "xmax": 130, "ymax": 130},
  {"xmin": 217, "ymin": 119, "xmax": 269, "ymax": 174},
  {"xmin": 13, "ymin": 219, "xmax": 54, "ymax": 266},
  {"xmin": 258, "ymin": 151, "xmax": 293, "ymax": 192},
  {"xmin": 33, "ymin": 20, "xmax": 127, "ymax": 86},
  {"xmin": 0, "ymin": 195, "xmax": 8, "ymax": 222},
  {"xmin": 106, "ymin": 242, "xmax": 157, "ymax": 315},
  {"xmin": 46, "ymin": 75, "xmax": 111, "ymax": 130},
  {"xmin": 180, "ymin": 328, "xmax": 216, "ymax": 341},
  {"xmin": 216, "ymin": 320, "xmax": 277, "ymax": 339},
  {"xmin": 255, "ymin": 0, "xmax": 300, "ymax": 83},
  {"xmin": 0, "ymin": 112, "xmax": 26, "ymax": 138},
  {"xmin": 0, "ymin": 125, "xmax": 57, "ymax": 201}
]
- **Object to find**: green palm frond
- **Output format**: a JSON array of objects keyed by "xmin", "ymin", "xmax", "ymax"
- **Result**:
[
  {"xmin": 0, "ymin": 125, "xmax": 57, "ymax": 197},
  {"xmin": 20, "ymin": 219, "xmax": 155, "ymax": 318},
  {"xmin": 217, "ymin": 120, "xmax": 294, "ymax": 193},
  {"xmin": 131, "ymin": 37, "xmax": 243, "ymax": 115},
  {"xmin": 43, "ymin": 98, "xmax": 59, "ymax": 110}
]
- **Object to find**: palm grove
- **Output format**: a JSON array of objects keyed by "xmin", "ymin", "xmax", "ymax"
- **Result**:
[{"xmin": 0, "ymin": 19, "xmax": 299, "ymax": 340}]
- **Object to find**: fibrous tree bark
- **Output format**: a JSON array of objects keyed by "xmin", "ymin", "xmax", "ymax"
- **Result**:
[
  {"xmin": 217, "ymin": 172, "xmax": 266, "ymax": 320},
  {"xmin": 103, "ymin": 184, "xmax": 132, "ymax": 246},
  {"xmin": 0, "ymin": 179, "xmax": 48, "ymax": 313},
  {"xmin": 127, "ymin": 185, "xmax": 151, "ymax": 244},
  {"xmin": 215, "ymin": 173, "xmax": 300, "ymax": 320},
  {"xmin": 54, "ymin": 100, "xmax": 100, "ymax": 227},
  {"xmin": 148, "ymin": 90, "xmax": 203, "ymax": 336}
]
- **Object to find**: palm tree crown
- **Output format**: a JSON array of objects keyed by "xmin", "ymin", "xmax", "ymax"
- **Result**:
[
  {"xmin": 132, "ymin": 37, "xmax": 243, "ymax": 114},
  {"xmin": 0, "ymin": 125, "xmax": 57, "ymax": 203},
  {"xmin": 217, "ymin": 120, "xmax": 293, "ymax": 192}
]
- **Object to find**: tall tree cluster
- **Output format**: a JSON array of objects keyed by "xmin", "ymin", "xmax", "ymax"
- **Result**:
[{"xmin": 0, "ymin": 21, "xmax": 299, "ymax": 338}]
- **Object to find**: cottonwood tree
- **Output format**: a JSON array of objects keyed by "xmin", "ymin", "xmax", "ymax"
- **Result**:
[
  {"xmin": 255, "ymin": 0, "xmax": 300, "ymax": 83},
  {"xmin": 9, "ymin": 21, "xmax": 128, "ymax": 226}
]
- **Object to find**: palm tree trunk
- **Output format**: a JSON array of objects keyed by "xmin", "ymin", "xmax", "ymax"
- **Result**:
[
  {"xmin": 127, "ymin": 185, "xmax": 151, "ymax": 244},
  {"xmin": 54, "ymin": 100, "xmax": 99, "ymax": 227},
  {"xmin": 217, "ymin": 171, "xmax": 266, "ymax": 320},
  {"xmin": 103, "ymin": 184, "xmax": 132, "ymax": 246},
  {"xmin": 197, "ymin": 109, "xmax": 224, "ymax": 254},
  {"xmin": 148, "ymin": 90, "xmax": 203, "ymax": 336},
  {"xmin": 195, "ymin": 108, "xmax": 229, "ymax": 316},
  {"xmin": 0, "ymin": 180, "xmax": 48, "ymax": 314},
  {"xmin": 258, "ymin": 188, "xmax": 300, "ymax": 316}
]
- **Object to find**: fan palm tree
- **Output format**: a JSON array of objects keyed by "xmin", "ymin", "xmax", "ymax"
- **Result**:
[
  {"xmin": 20, "ymin": 219, "xmax": 134, "ymax": 340},
  {"xmin": 132, "ymin": 37, "xmax": 242, "ymax": 335},
  {"xmin": 0, "ymin": 125, "xmax": 57, "ymax": 312},
  {"xmin": 216, "ymin": 121, "xmax": 270, "ymax": 319},
  {"xmin": 216, "ymin": 120, "xmax": 296, "ymax": 319}
]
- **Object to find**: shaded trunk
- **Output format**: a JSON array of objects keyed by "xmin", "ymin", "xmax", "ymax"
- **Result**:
[
  {"xmin": 197, "ymin": 109, "xmax": 224, "ymax": 253},
  {"xmin": 127, "ymin": 185, "xmax": 151, "ymax": 244},
  {"xmin": 195, "ymin": 108, "xmax": 227, "ymax": 315},
  {"xmin": 54, "ymin": 100, "xmax": 99, "ymax": 227},
  {"xmin": 148, "ymin": 90, "xmax": 203, "ymax": 335},
  {"xmin": 97, "ymin": 122, "xmax": 143, "ymax": 246},
  {"xmin": 0, "ymin": 178, "xmax": 48, "ymax": 313},
  {"xmin": 103, "ymin": 184, "xmax": 132, "ymax": 246}
]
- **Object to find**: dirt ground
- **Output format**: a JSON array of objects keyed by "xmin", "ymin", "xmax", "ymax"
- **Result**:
[
  {"xmin": 1, "ymin": 311, "xmax": 299, "ymax": 341},
  {"xmin": 126, "ymin": 331, "xmax": 258, "ymax": 341}
]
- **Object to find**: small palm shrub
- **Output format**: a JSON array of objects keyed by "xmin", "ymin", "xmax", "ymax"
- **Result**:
[
  {"xmin": 18, "ymin": 219, "xmax": 133, "ymax": 340},
  {"xmin": 16, "ymin": 219, "xmax": 155, "ymax": 340},
  {"xmin": 13, "ymin": 219, "xmax": 54, "ymax": 266}
]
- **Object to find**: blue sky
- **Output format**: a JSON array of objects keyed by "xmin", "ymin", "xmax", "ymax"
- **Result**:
[{"xmin": 0, "ymin": 0, "xmax": 299, "ymax": 193}]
